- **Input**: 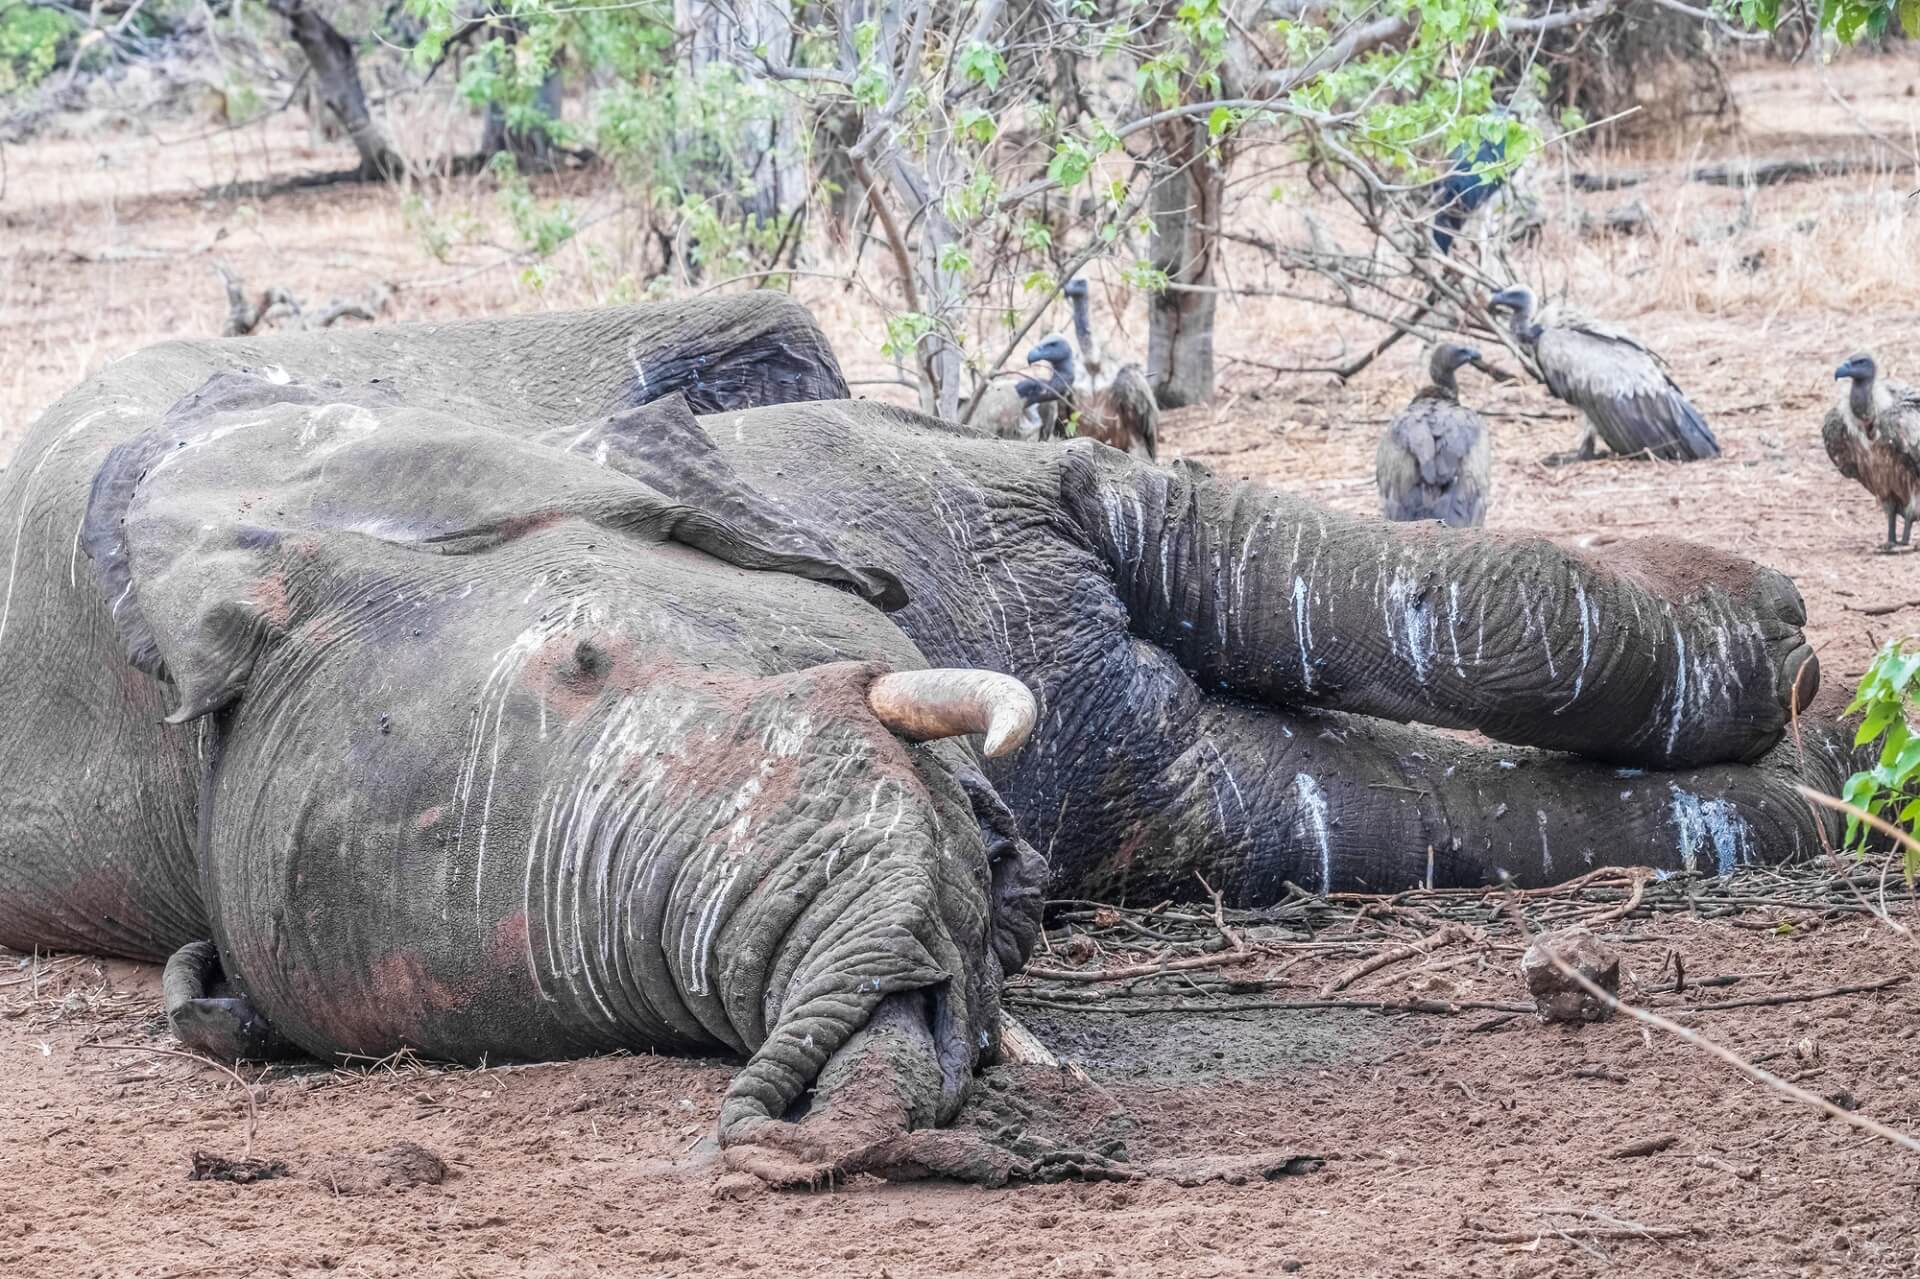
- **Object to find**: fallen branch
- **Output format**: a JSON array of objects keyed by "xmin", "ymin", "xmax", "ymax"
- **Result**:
[
  {"xmin": 1679, "ymin": 974, "xmax": 1907, "ymax": 1012},
  {"xmin": 1317, "ymin": 922, "xmax": 1473, "ymax": 997},
  {"xmin": 1008, "ymin": 994, "xmax": 1533, "ymax": 1016},
  {"xmin": 1843, "ymin": 598, "xmax": 1920, "ymax": 617},
  {"xmin": 1464, "ymin": 1225, "xmax": 1694, "ymax": 1244},
  {"xmin": 1023, "ymin": 948, "xmax": 1256, "ymax": 983}
]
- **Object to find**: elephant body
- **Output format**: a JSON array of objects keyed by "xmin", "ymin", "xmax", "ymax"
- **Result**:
[{"xmin": 0, "ymin": 295, "xmax": 1856, "ymax": 1181}]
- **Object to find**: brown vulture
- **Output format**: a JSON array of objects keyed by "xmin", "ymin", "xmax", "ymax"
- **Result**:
[
  {"xmin": 1488, "ymin": 286, "xmax": 1719, "ymax": 463},
  {"xmin": 1827, "ymin": 353, "xmax": 1920, "ymax": 551},
  {"xmin": 1376, "ymin": 344, "xmax": 1492, "ymax": 528}
]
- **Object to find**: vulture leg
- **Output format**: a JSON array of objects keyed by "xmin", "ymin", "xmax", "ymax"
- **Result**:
[{"xmin": 1882, "ymin": 508, "xmax": 1901, "ymax": 553}]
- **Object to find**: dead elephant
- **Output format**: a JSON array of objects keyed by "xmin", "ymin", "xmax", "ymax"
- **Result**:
[{"xmin": 0, "ymin": 294, "xmax": 1858, "ymax": 1184}]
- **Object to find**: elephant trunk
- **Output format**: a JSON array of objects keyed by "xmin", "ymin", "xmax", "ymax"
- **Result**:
[
  {"xmin": 1056, "ymin": 443, "xmax": 1816, "ymax": 770},
  {"xmin": 868, "ymin": 669, "xmax": 1037, "ymax": 759}
]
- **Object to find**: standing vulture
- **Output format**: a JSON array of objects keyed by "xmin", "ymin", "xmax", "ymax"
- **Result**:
[
  {"xmin": 1057, "ymin": 279, "xmax": 1159, "ymax": 459},
  {"xmin": 1488, "ymin": 286, "xmax": 1720, "ymax": 463},
  {"xmin": 1827, "ymin": 353, "xmax": 1920, "ymax": 551},
  {"xmin": 1376, "ymin": 344, "xmax": 1492, "ymax": 528}
]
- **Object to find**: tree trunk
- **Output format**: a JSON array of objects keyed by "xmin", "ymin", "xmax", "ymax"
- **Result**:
[
  {"xmin": 1145, "ymin": 114, "xmax": 1221, "ymax": 409},
  {"xmin": 677, "ymin": 0, "xmax": 806, "ymax": 226},
  {"xmin": 268, "ymin": 0, "xmax": 403, "ymax": 178},
  {"xmin": 480, "ymin": 27, "xmax": 565, "ymax": 172}
]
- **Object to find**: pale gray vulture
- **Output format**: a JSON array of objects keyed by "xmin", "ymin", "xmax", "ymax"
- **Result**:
[
  {"xmin": 1488, "ymin": 286, "xmax": 1719, "ymax": 463},
  {"xmin": 1377, "ymin": 344, "xmax": 1492, "ymax": 528},
  {"xmin": 1828, "ymin": 353, "xmax": 1920, "ymax": 551}
]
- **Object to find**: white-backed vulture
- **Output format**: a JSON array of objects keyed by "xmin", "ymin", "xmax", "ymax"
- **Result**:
[
  {"xmin": 1376, "ymin": 344, "xmax": 1492, "ymax": 528},
  {"xmin": 1053, "ymin": 280, "xmax": 1159, "ymax": 460},
  {"xmin": 1488, "ymin": 286, "xmax": 1719, "ymax": 463},
  {"xmin": 1828, "ymin": 353, "xmax": 1920, "ymax": 551}
]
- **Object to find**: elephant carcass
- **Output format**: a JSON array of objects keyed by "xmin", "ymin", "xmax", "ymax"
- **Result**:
[{"xmin": 85, "ymin": 376, "xmax": 1050, "ymax": 1185}]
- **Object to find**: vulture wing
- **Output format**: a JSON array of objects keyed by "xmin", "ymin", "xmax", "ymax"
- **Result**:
[
  {"xmin": 1823, "ymin": 405, "xmax": 1864, "ymax": 481},
  {"xmin": 1535, "ymin": 322, "xmax": 1721, "ymax": 462},
  {"xmin": 1875, "ymin": 383, "xmax": 1920, "ymax": 513},
  {"xmin": 1108, "ymin": 365, "xmax": 1159, "ymax": 460},
  {"xmin": 1377, "ymin": 393, "xmax": 1491, "ymax": 528}
]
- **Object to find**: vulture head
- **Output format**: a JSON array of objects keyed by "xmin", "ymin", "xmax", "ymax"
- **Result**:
[
  {"xmin": 1428, "ymin": 343, "xmax": 1482, "ymax": 394},
  {"xmin": 1062, "ymin": 278, "xmax": 1089, "ymax": 301},
  {"xmin": 1027, "ymin": 334, "xmax": 1076, "ymax": 378},
  {"xmin": 1835, "ymin": 353, "xmax": 1877, "ymax": 384},
  {"xmin": 1488, "ymin": 287, "xmax": 1542, "ymax": 343},
  {"xmin": 1836, "ymin": 352, "xmax": 1881, "ymax": 429}
]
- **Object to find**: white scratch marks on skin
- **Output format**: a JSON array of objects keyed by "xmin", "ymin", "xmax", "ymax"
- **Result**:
[
  {"xmin": 1385, "ymin": 565, "xmax": 1434, "ymax": 685},
  {"xmin": 1291, "ymin": 576, "xmax": 1315, "ymax": 691},
  {"xmin": 1536, "ymin": 809, "xmax": 1551, "ymax": 877},
  {"xmin": 1664, "ymin": 623, "xmax": 1688, "ymax": 759},
  {"xmin": 1669, "ymin": 787, "xmax": 1749, "ymax": 875},
  {"xmin": 1292, "ymin": 773, "xmax": 1333, "ymax": 893},
  {"xmin": 1550, "ymin": 581, "xmax": 1594, "ymax": 714},
  {"xmin": 1446, "ymin": 583, "xmax": 1465, "ymax": 680}
]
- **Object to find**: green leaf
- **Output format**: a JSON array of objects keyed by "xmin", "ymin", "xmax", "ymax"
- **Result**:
[
  {"xmin": 1207, "ymin": 106, "xmax": 1233, "ymax": 139},
  {"xmin": 1902, "ymin": 0, "xmax": 1920, "ymax": 33},
  {"xmin": 957, "ymin": 41, "xmax": 1006, "ymax": 92}
]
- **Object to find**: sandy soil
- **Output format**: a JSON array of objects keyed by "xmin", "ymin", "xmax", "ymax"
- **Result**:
[
  {"xmin": 5, "ymin": 906, "xmax": 1917, "ymax": 1277},
  {"xmin": 4, "ymin": 44, "xmax": 1920, "ymax": 1279}
]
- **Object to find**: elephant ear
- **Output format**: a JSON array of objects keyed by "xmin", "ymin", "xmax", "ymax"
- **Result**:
[
  {"xmin": 84, "ymin": 377, "xmax": 904, "ymax": 723},
  {"xmin": 543, "ymin": 392, "xmax": 907, "ymax": 611},
  {"xmin": 81, "ymin": 372, "xmax": 372, "ymax": 687}
]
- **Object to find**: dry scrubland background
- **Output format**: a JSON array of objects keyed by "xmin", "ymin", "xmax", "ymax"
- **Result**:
[{"xmin": 4, "ymin": 42, "xmax": 1920, "ymax": 1279}]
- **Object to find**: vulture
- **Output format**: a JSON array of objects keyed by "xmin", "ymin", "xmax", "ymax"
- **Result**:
[
  {"xmin": 1376, "ymin": 344, "xmax": 1492, "ymax": 528},
  {"xmin": 962, "ymin": 375, "xmax": 1059, "ymax": 443},
  {"xmin": 1057, "ymin": 279, "xmax": 1159, "ymax": 459},
  {"xmin": 1826, "ymin": 353, "xmax": 1920, "ymax": 551},
  {"xmin": 1488, "ymin": 286, "xmax": 1720, "ymax": 463}
]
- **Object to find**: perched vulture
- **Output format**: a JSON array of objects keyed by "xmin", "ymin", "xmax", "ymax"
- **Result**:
[
  {"xmin": 1827, "ymin": 353, "xmax": 1920, "ymax": 551},
  {"xmin": 1057, "ymin": 280, "xmax": 1159, "ymax": 460},
  {"xmin": 1376, "ymin": 344, "xmax": 1492, "ymax": 528},
  {"xmin": 1488, "ymin": 286, "xmax": 1720, "ymax": 463}
]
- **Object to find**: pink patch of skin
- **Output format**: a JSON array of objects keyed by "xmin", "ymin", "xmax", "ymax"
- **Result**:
[
  {"xmin": 490, "ymin": 912, "xmax": 531, "ymax": 970},
  {"xmin": 252, "ymin": 570, "xmax": 293, "ymax": 628},
  {"xmin": 415, "ymin": 805, "xmax": 445, "ymax": 830}
]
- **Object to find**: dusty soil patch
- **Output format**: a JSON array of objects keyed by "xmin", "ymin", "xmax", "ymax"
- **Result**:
[{"xmin": 5, "ymin": 898, "xmax": 1917, "ymax": 1277}]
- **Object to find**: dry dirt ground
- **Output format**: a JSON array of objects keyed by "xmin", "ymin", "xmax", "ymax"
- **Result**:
[{"xmin": 4, "ymin": 47, "xmax": 1920, "ymax": 1279}]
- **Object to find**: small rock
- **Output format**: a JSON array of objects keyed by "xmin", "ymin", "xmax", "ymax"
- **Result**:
[{"xmin": 1521, "ymin": 926, "xmax": 1620, "ymax": 1024}]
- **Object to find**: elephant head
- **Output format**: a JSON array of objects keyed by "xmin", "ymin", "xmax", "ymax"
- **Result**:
[{"xmin": 85, "ymin": 375, "xmax": 1049, "ymax": 1183}]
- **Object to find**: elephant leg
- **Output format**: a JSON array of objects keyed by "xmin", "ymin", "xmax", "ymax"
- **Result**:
[
  {"xmin": 1057, "ymin": 441, "xmax": 1815, "ymax": 768},
  {"xmin": 1047, "ymin": 691, "xmax": 1860, "ymax": 905},
  {"xmin": 162, "ymin": 941, "xmax": 304, "ymax": 1062}
]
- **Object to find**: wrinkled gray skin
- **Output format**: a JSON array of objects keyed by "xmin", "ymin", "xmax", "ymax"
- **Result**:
[{"xmin": 0, "ymin": 295, "xmax": 1855, "ymax": 1183}]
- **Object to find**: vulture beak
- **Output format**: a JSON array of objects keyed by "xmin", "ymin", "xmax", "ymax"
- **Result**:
[
  {"xmin": 1835, "ymin": 359, "xmax": 1864, "ymax": 381},
  {"xmin": 1460, "ymin": 347, "xmax": 1484, "ymax": 366},
  {"xmin": 1488, "ymin": 288, "xmax": 1525, "ymax": 312}
]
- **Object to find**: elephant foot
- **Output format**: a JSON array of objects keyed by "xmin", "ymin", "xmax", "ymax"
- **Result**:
[
  {"xmin": 161, "ymin": 940, "xmax": 304, "ymax": 1062},
  {"xmin": 1578, "ymin": 537, "xmax": 1819, "ymax": 763}
]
